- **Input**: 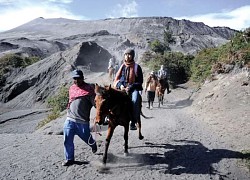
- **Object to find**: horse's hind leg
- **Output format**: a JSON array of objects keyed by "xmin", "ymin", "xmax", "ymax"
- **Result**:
[
  {"xmin": 137, "ymin": 119, "xmax": 144, "ymax": 140},
  {"xmin": 161, "ymin": 95, "xmax": 164, "ymax": 105},
  {"xmin": 103, "ymin": 126, "xmax": 114, "ymax": 164},
  {"xmin": 137, "ymin": 95, "xmax": 144, "ymax": 140},
  {"xmin": 124, "ymin": 124, "xmax": 129, "ymax": 155}
]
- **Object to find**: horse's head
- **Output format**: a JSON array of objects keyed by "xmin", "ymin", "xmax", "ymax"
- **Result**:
[{"xmin": 94, "ymin": 84, "xmax": 111, "ymax": 125}]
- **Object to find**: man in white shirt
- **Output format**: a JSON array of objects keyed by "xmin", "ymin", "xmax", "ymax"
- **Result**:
[{"xmin": 157, "ymin": 65, "xmax": 171, "ymax": 94}]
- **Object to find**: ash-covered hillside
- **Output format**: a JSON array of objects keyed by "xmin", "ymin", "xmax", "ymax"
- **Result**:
[
  {"xmin": 0, "ymin": 17, "xmax": 238, "ymax": 109},
  {"xmin": 0, "ymin": 17, "xmax": 237, "ymax": 58}
]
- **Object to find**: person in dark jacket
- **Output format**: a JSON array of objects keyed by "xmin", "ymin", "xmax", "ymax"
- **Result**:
[
  {"xmin": 62, "ymin": 69, "xmax": 97, "ymax": 166},
  {"xmin": 114, "ymin": 48, "xmax": 143, "ymax": 130}
]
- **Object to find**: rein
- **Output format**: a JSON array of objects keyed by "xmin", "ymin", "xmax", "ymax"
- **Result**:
[{"xmin": 88, "ymin": 117, "xmax": 102, "ymax": 146}]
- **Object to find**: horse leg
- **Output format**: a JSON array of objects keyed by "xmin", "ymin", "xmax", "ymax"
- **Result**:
[
  {"xmin": 158, "ymin": 95, "xmax": 161, "ymax": 108},
  {"xmin": 136, "ymin": 94, "xmax": 144, "ymax": 140},
  {"xmin": 161, "ymin": 95, "xmax": 163, "ymax": 106},
  {"xmin": 156, "ymin": 91, "xmax": 160, "ymax": 108},
  {"xmin": 137, "ymin": 118, "xmax": 144, "ymax": 140},
  {"xmin": 124, "ymin": 124, "xmax": 129, "ymax": 155},
  {"xmin": 161, "ymin": 95, "xmax": 164, "ymax": 105},
  {"xmin": 108, "ymin": 68, "xmax": 113, "ymax": 81},
  {"xmin": 103, "ymin": 126, "xmax": 114, "ymax": 164},
  {"xmin": 162, "ymin": 90, "xmax": 165, "ymax": 105},
  {"xmin": 112, "ymin": 70, "xmax": 116, "ymax": 81}
]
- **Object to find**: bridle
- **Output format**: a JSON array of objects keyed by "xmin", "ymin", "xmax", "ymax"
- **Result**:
[{"xmin": 95, "ymin": 90, "xmax": 121, "ymax": 125}]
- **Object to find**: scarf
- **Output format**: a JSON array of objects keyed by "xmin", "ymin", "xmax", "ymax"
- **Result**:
[
  {"xmin": 67, "ymin": 83, "xmax": 95, "ymax": 107},
  {"xmin": 114, "ymin": 60, "xmax": 136, "ymax": 87}
]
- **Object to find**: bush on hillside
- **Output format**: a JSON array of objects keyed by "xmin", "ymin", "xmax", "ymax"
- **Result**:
[
  {"xmin": 141, "ymin": 51, "xmax": 194, "ymax": 85},
  {"xmin": 0, "ymin": 54, "xmax": 40, "ymax": 86},
  {"xmin": 47, "ymin": 86, "xmax": 69, "ymax": 112},
  {"xmin": 190, "ymin": 29, "xmax": 250, "ymax": 83}
]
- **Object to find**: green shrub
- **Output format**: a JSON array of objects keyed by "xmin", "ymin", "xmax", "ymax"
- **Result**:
[
  {"xmin": 36, "ymin": 111, "xmax": 61, "ymax": 129},
  {"xmin": 190, "ymin": 28, "xmax": 250, "ymax": 83},
  {"xmin": 190, "ymin": 48, "xmax": 217, "ymax": 82},
  {"xmin": 0, "ymin": 53, "xmax": 39, "ymax": 68},
  {"xmin": 149, "ymin": 40, "xmax": 166, "ymax": 54},
  {"xmin": 0, "ymin": 54, "xmax": 40, "ymax": 85},
  {"xmin": 141, "ymin": 51, "xmax": 194, "ymax": 84},
  {"xmin": 47, "ymin": 86, "xmax": 69, "ymax": 112}
]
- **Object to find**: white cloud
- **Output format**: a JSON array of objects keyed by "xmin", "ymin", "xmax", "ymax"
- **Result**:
[
  {"xmin": 47, "ymin": 0, "xmax": 73, "ymax": 3},
  {"xmin": 107, "ymin": 0, "xmax": 138, "ymax": 18},
  {"xmin": 0, "ymin": 1, "xmax": 85, "ymax": 32},
  {"xmin": 175, "ymin": 5, "xmax": 250, "ymax": 31},
  {"xmin": 0, "ymin": 0, "xmax": 14, "ymax": 3}
]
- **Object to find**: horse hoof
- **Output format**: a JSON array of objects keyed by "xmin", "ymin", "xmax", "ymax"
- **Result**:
[{"xmin": 139, "ymin": 136, "xmax": 144, "ymax": 140}]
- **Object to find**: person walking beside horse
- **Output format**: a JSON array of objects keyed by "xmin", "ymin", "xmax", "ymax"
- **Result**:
[
  {"xmin": 114, "ymin": 48, "xmax": 143, "ymax": 130},
  {"xmin": 145, "ymin": 71, "xmax": 158, "ymax": 109},
  {"xmin": 62, "ymin": 69, "xmax": 97, "ymax": 166}
]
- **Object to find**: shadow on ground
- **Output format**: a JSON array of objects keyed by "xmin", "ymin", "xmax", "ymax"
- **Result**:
[
  {"xmin": 106, "ymin": 140, "xmax": 249, "ymax": 176},
  {"xmin": 142, "ymin": 96, "xmax": 193, "ymax": 109}
]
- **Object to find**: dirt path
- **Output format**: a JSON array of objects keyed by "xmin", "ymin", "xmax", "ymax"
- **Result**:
[{"xmin": 0, "ymin": 85, "xmax": 249, "ymax": 180}]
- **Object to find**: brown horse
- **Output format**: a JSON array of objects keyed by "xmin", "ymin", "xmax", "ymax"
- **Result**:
[
  {"xmin": 156, "ymin": 79, "xmax": 166, "ymax": 107},
  {"xmin": 94, "ymin": 84, "xmax": 144, "ymax": 165}
]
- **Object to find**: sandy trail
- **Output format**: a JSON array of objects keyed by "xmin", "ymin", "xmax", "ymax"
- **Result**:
[{"xmin": 0, "ymin": 85, "xmax": 249, "ymax": 180}]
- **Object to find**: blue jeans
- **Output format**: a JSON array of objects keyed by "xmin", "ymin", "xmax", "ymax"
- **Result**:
[
  {"xmin": 63, "ymin": 118, "xmax": 96, "ymax": 161},
  {"xmin": 131, "ymin": 90, "xmax": 141, "ymax": 126}
]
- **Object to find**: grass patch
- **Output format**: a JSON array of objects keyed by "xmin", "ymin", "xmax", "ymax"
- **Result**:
[{"xmin": 36, "ymin": 111, "xmax": 61, "ymax": 129}]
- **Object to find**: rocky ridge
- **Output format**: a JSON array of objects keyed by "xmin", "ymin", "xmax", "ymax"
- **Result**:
[{"xmin": 0, "ymin": 17, "xmax": 237, "ymax": 109}]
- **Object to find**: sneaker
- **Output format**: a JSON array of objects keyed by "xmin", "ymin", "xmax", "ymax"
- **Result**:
[
  {"xmin": 130, "ymin": 125, "xmax": 137, "ymax": 130},
  {"xmin": 167, "ymin": 90, "xmax": 171, "ymax": 94},
  {"xmin": 62, "ymin": 160, "xmax": 74, "ymax": 166},
  {"xmin": 92, "ymin": 144, "xmax": 97, "ymax": 153}
]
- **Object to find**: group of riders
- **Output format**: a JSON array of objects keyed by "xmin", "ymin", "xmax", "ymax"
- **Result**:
[{"xmin": 107, "ymin": 49, "xmax": 171, "ymax": 129}]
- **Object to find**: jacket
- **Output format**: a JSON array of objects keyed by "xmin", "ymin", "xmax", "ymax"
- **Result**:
[{"xmin": 115, "ymin": 63, "xmax": 143, "ymax": 92}]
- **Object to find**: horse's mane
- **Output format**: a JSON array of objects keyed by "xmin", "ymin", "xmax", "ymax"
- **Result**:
[{"xmin": 105, "ymin": 86, "xmax": 130, "ymax": 101}]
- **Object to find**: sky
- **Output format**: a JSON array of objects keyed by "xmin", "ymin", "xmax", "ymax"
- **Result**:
[{"xmin": 0, "ymin": 0, "xmax": 250, "ymax": 32}]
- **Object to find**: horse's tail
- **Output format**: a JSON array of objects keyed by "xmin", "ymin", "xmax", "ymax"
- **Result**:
[{"xmin": 140, "ymin": 111, "xmax": 151, "ymax": 119}]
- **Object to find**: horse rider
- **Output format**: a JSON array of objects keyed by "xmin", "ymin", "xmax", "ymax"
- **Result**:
[
  {"xmin": 114, "ymin": 48, "xmax": 143, "ymax": 130},
  {"xmin": 108, "ymin": 56, "xmax": 116, "ymax": 70},
  {"xmin": 157, "ymin": 65, "xmax": 171, "ymax": 94},
  {"xmin": 108, "ymin": 56, "xmax": 116, "ymax": 80},
  {"xmin": 145, "ymin": 71, "xmax": 158, "ymax": 109}
]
